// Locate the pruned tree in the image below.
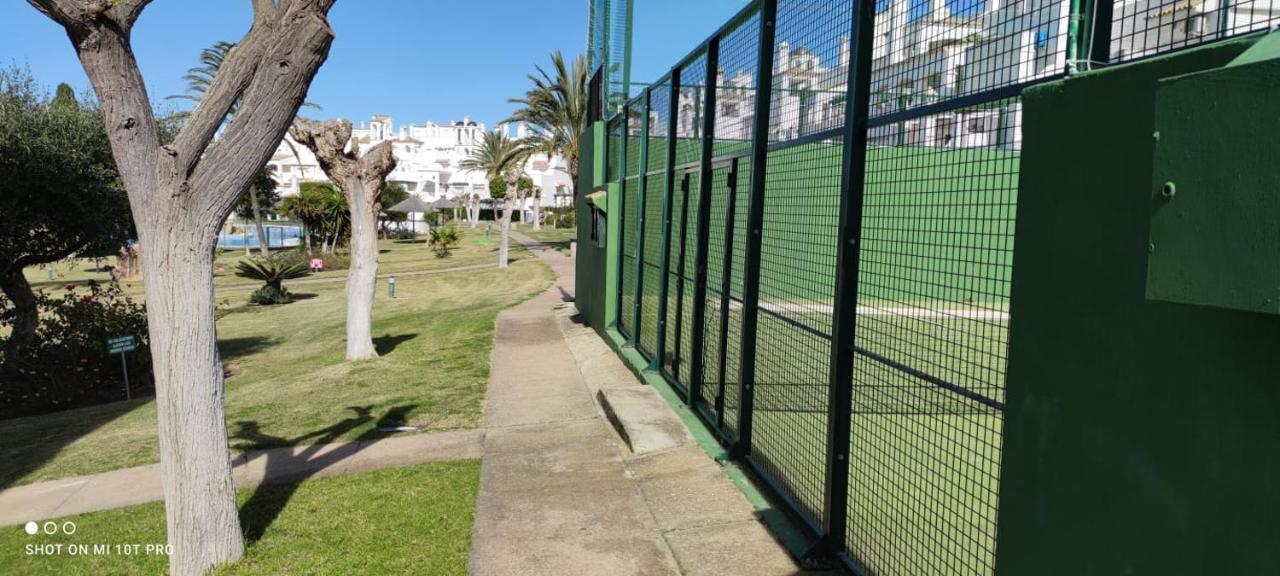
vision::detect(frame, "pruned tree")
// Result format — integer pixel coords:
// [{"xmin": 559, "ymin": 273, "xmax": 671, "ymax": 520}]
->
[
  {"xmin": 21, "ymin": 1, "xmax": 339, "ymax": 574},
  {"xmin": 461, "ymin": 130, "xmax": 531, "ymax": 268},
  {"xmin": 289, "ymin": 119, "xmax": 397, "ymax": 360}
]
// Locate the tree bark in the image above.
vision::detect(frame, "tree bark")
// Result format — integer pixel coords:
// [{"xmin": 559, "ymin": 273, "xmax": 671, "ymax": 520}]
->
[
  {"xmin": 249, "ymin": 186, "xmax": 270, "ymax": 257},
  {"xmin": 344, "ymin": 178, "xmax": 379, "ymax": 359},
  {"xmin": 532, "ymin": 192, "xmax": 542, "ymax": 231},
  {"xmin": 141, "ymin": 233, "xmax": 243, "ymax": 574},
  {"xmin": 498, "ymin": 195, "xmax": 514, "ymax": 268},
  {"xmin": 0, "ymin": 267, "xmax": 39, "ymax": 362}
]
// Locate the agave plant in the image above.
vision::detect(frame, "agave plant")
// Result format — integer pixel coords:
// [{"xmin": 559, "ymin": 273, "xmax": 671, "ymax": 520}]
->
[{"xmin": 234, "ymin": 258, "xmax": 312, "ymax": 305}]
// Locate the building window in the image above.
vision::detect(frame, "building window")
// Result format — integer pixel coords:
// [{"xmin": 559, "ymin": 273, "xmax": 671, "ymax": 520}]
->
[{"xmin": 1185, "ymin": 14, "xmax": 1205, "ymax": 37}]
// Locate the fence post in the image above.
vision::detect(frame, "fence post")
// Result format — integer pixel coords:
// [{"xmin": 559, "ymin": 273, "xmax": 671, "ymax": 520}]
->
[
  {"xmin": 630, "ymin": 91, "xmax": 651, "ymax": 346},
  {"xmin": 820, "ymin": 0, "xmax": 877, "ymax": 559},
  {"xmin": 672, "ymin": 172, "xmax": 692, "ymax": 382},
  {"xmin": 687, "ymin": 37, "xmax": 720, "ymax": 410},
  {"xmin": 731, "ymin": 0, "xmax": 778, "ymax": 459},
  {"xmin": 653, "ymin": 68, "xmax": 682, "ymax": 372},
  {"xmin": 716, "ymin": 159, "xmax": 740, "ymax": 429},
  {"xmin": 615, "ymin": 112, "xmax": 629, "ymax": 329}
]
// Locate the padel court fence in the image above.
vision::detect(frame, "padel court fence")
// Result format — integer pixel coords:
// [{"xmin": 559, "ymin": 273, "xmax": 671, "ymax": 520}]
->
[{"xmin": 597, "ymin": 0, "xmax": 1279, "ymax": 572}]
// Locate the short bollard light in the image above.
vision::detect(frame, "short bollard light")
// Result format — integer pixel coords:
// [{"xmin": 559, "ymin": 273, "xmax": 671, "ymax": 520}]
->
[{"xmin": 388, "ymin": 276, "xmax": 397, "ymax": 299}]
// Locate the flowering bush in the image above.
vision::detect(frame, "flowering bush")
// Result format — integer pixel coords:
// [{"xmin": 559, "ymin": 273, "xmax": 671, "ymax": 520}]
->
[{"xmin": 0, "ymin": 280, "xmax": 151, "ymax": 417}]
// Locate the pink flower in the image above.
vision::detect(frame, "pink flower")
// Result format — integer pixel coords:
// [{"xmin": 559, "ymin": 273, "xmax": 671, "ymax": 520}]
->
[{"xmin": 65, "ymin": 284, "xmax": 77, "ymax": 291}]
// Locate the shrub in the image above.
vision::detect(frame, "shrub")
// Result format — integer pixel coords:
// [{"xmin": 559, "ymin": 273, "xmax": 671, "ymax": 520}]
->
[
  {"xmin": 428, "ymin": 225, "xmax": 462, "ymax": 258},
  {"xmin": 248, "ymin": 285, "xmax": 292, "ymax": 305},
  {"xmin": 268, "ymin": 248, "xmax": 351, "ymax": 271},
  {"xmin": 546, "ymin": 206, "xmax": 576, "ymax": 228},
  {"xmin": 234, "ymin": 257, "xmax": 312, "ymax": 305},
  {"xmin": 0, "ymin": 280, "xmax": 152, "ymax": 417},
  {"xmin": 389, "ymin": 229, "xmax": 418, "ymax": 241}
]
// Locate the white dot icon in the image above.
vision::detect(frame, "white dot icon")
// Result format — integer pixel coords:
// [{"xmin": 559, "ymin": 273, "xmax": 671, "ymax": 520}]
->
[{"xmin": 24, "ymin": 522, "xmax": 37, "ymax": 535}]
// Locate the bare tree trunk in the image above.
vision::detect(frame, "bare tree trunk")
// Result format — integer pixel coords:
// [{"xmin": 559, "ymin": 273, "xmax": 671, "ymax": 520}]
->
[
  {"xmin": 242, "ymin": 222, "xmax": 250, "ymax": 256},
  {"xmin": 498, "ymin": 195, "xmax": 514, "ymax": 268},
  {"xmin": 468, "ymin": 195, "xmax": 479, "ymax": 229},
  {"xmin": 0, "ymin": 267, "xmax": 38, "ymax": 363},
  {"xmin": 115, "ymin": 245, "xmax": 142, "ymax": 279},
  {"xmin": 249, "ymin": 186, "xmax": 270, "ymax": 258},
  {"xmin": 344, "ymin": 179, "xmax": 379, "ymax": 360},
  {"xmin": 140, "ymin": 234, "xmax": 243, "ymax": 573},
  {"xmin": 532, "ymin": 193, "xmax": 542, "ymax": 231},
  {"xmin": 569, "ymin": 156, "xmax": 579, "ymax": 199}
]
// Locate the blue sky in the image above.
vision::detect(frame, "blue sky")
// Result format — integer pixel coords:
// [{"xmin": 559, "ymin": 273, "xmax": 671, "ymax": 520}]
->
[{"xmin": 0, "ymin": 0, "xmax": 746, "ymax": 129}]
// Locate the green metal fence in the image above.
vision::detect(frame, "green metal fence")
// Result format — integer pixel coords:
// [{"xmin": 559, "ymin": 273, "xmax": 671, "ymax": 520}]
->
[{"xmin": 595, "ymin": 0, "xmax": 1278, "ymax": 572}]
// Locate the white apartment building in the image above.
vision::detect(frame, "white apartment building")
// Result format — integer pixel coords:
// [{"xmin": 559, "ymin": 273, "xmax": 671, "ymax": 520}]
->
[
  {"xmin": 267, "ymin": 115, "xmax": 575, "ymax": 226},
  {"xmin": 654, "ymin": 0, "xmax": 1276, "ymax": 150}
]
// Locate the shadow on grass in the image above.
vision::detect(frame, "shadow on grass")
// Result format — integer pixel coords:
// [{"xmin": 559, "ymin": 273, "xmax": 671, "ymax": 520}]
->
[
  {"xmin": 0, "ymin": 397, "xmax": 152, "ymax": 489},
  {"xmin": 393, "ymin": 239, "xmax": 427, "ymax": 245},
  {"xmin": 232, "ymin": 404, "xmax": 418, "ymax": 543},
  {"xmin": 218, "ymin": 336, "xmax": 277, "ymax": 363},
  {"xmin": 373, "ymin": 333, "xmax": 418, "ymax": 356}
]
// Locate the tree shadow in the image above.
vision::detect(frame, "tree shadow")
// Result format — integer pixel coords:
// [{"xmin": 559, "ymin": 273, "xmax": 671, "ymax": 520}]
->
[
  {"xmin": 288, "ymin": 293, "xmax": 318, "ymax": 301},
  {"xmin": 373, "ymin": 333, "xmax": 418, "ymax": 356},
  {"xmin": 393, "ymin": 239, "xmax": 427, "ymax": 245},
  {"xmin": 217, "ymin": 336, "xmax": 276, "ymax": 363},
  {"xmin": 0, "ymin": 398, "xmax": 151, "ymax": 489},
  {"xmin": 232, "ymin": 403, "xmax": 419, "ymax": 543}
]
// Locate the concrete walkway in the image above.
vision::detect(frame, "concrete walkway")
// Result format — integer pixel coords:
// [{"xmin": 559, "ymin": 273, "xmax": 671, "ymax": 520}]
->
[
  {"xmin": 0, "ymin": 429, "xmax": 482, "ymax": 527},
  {"xmin": 469, "ymin": 232, "xmax": 800, "ymax": 576}
]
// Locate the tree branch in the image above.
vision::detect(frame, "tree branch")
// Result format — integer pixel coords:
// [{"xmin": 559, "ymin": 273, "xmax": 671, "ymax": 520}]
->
[
  {"xmin": 359, "ymin": 141, "xmax": 397, "ymax": 185},
  {"xmin": 189, "ymin": 0, "xmax": 337, "ymax": 226},
  {"xmin": 288, "ymin": 119, "xmax": 356, "ymax": 179},
  {"xmin": 25, "ymin": 0, "xmax": 163, "ymax": 209},
  {"xmin": 170, "ymin": 0, "xmax": 285, "ymax": 175}
]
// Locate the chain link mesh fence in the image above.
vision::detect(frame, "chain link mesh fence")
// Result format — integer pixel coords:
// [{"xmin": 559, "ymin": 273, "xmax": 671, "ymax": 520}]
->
[{"xmin": 599, "ymin": 0, "xmax": 1267, "ymax": 571}]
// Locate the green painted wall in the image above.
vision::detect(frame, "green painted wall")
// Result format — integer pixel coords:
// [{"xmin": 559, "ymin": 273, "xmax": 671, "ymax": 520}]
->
[
  {"xmin": 575, "ymin": 121, "xmax": 609, "ymax": 333},
  {"xmin": 996, "ymin": 33, "xmax": 1280, "ymax": 576}
]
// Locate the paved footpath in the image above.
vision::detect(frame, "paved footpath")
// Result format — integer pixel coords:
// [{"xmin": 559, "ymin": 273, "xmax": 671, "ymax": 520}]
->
[
  {"xmin": 0, "ymin": 429, "xmax": 482, "ymax": 527},
  {"xmin": 469, "ymin": 232, "xmax": 800, "ymax": 576}
]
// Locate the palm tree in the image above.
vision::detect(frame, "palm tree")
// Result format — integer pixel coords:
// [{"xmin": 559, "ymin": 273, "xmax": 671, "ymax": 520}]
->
[
  {"xmin": 168, "ymin": 41, "xmax": 319, "ymax": 257},
  {"xmin": 460, "ymin": 130, "xmax": 533, "ymax": 268},
  {"xmin": 506, "ymin": 51, "xmax": 588, "ymax": 230}
]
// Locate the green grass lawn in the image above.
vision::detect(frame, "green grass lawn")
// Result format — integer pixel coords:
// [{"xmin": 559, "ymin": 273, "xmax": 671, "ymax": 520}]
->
[
  {"xmin": 2, "ymin": 234, "xmax": 553, "ymax": 487},
  {"xmin": 514, "ymin": 223, "xmax": 575, "ymax": 256},
  {"xmin": 0, "ymin": 460, "xmax": 480, "ymax": 576},
  {"xmin": 23, "ymin": 228, "xmax": 530, "ymax": 297}
]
